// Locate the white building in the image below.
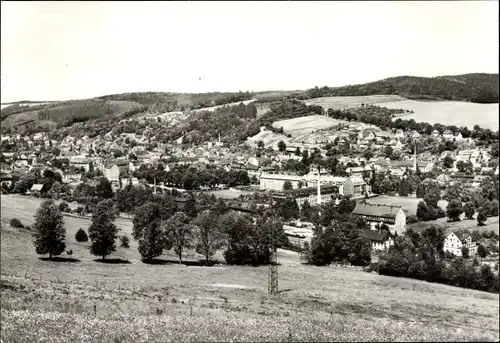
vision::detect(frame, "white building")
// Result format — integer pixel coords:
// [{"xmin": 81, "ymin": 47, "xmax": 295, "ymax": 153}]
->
[
  {"xmin": 104, "ymin": 164, "xmax": 120, "ymax": 182},
  {"xmin": 259, "ymin": 173, "xmax": 303, "ymax": 191},
  {"xmin": 443, "ymin": 230, "xmax": 477, "ymax": 257}
]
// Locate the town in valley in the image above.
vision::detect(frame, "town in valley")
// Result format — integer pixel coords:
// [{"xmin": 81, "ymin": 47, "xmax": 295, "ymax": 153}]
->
[{"xmin": 1, "ymin": 2, "xmax": 499, "ymax": 342}]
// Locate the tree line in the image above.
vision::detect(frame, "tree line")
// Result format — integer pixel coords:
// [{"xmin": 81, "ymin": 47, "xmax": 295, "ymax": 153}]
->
[
  {"xmin": 31, "ymin": 197, "xmax": 288, "ymax": 266},
  {"xmin": 325, "ymin": 108, "xmax": 498, "ymax": 142},
  {"xmin": 304, "ymin": 74, "xmax": 500, "ymax": 103}
]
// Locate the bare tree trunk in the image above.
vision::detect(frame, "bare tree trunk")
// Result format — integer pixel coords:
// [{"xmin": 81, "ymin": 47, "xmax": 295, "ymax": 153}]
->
[
  {"xmin": 49, "ymin": 253, "xmax": 52, "ymax": 260},
  {"xmin": 179, "ymin": 249, "xmax": 182, "ymax": 264}
]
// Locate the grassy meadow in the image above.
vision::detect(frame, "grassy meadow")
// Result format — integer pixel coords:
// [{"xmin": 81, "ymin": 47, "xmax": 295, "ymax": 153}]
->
[
  {"xmin": 303, "ymin": 95, "xmax": 406, "ymax": 110},
  {"xmin": 272, "ymin": 115, "xmax": 347, "ymax": 137},
  {"xmin": 408, "ymin": 215, "xmax": 500, "ymax": 235},
  {"xmin": 1, "ymin": 195, "xmax": 499, "ymax": 342}
]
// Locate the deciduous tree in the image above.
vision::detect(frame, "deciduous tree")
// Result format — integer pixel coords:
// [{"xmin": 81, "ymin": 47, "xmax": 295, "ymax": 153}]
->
[
  {"xmin": 283, "ymin": 180, "xmax": 293, "ymax": 191},
  {"xmin": 133, "ymin": 202, "xmax": 170, "ymax": 261},
  {"xmin": 164, "ymin": 212, "xmax": 193, "ymax": 264},
  {"xmin": 88, "ymin": 199, "xmax": 119, "ymax": 260},
  {"xmin": 193, "ymin": 210, "xmax": 225, "ymax": 265},
  {"xmin": 32, "ymin": 200, "xmax": 66, "ymax": 260},
  {"xmin": 477, "ymin": 208, "xmax": 488, "ymax": 226},
  {"xmin": 446, "ymin": 199, "xmax": 464, "ymax": 221},
  {"xmin": 463, "ymin": 201, "xmax": 475, "ymax": 220},
  {"xmin": 278, "ymin": 140, "xmax": 286, "ymax": 152}
]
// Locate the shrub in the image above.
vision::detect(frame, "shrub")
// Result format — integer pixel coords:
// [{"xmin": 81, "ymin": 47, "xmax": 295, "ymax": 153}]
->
[
  {"xmin": 10, "ymin": 218, "xmax": 23, "ymax": 228},
  {"xmin": 75, "ymin": 228, "xmax": 88, "ymax": 242},
  {"xmin": 444, "ymin": 251, "xmax": 455, "ymax": 259},
  {"xmin": 120, "ymin": 235, "xmax": 130, "ymax": 248},
  {"xmin": 58, "ymin": 202, "xmax": 70, "ymax": 213},
  {"xmin": 407, "ymin": 215, "xmax": 418, "ymax": 224},
  {"xmin": 461, "ymin": 246, "xmax": 470, "ymax": 259}
]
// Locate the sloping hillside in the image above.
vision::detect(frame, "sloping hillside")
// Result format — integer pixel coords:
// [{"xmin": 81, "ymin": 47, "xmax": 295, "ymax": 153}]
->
[
  {"xmin": 0, "ymin": 91, "xmax": 256, "ymax": 134},
  {"xmin": 305, "ymin": 73, "xmax": 499, "ymax": 103},
  {"xmin": 1, "ymin": 99, "xmax": 146, "ymax": 133}
]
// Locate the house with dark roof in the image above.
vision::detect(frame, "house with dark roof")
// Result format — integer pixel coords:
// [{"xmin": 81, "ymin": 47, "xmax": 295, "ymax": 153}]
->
[
  {"xmin": 352, "ymin": 202, "xmax": 406, "ymax": 235},
  {"xmin": 361, "ymin": 229, "xmax": 394, "ymax": 251}
]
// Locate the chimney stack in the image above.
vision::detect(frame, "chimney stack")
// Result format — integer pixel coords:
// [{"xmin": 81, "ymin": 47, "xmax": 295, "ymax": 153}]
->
[{"xmin": 317, "ymin": 166, "xmax": 321, "ymax": 206}]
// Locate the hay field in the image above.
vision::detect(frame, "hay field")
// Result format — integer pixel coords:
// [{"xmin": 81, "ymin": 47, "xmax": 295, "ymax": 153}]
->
[
  {"xmin": 1, "ymin": 195, "xmax": 499, "ymax": 342},
  {"xmin": 272, "ymin": 115, "xmax": 346, "ymax": 137},
  {"xmin": 303, "ymin": 95, "xmax": 405, "ymax": 110},
  {"xmin": 246, "ymin": 129, "xmax": 291, "ymax": 148},
  {"xmin": 408, "ymin": 215, "xmax": 500, "ymax": 234},
  {"xmin": 383, "ymin": 99, "xmax": 499, "ymax": 131}
]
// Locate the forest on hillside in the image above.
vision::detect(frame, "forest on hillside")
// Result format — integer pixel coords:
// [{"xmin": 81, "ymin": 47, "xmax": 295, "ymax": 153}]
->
[{"xmin": 305, "ymin": 74, "xmax": 499, "ymax": 103}]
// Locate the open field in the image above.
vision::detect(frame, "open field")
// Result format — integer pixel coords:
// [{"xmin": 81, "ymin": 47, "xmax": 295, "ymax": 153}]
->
[
  {"xmin": 272, "ymin": 115, "xmax": 347, "ymax": 137},
  {"xmin": 1, "ymin": 195, "xmax": 500, "ymax": 341},
  {"xmin": 140, "ymin": 99, "xmax": 257, "ymax": 121},
  {"xmin": 408, "ymin": 215, "xmax": 500, "ymax": 235},
  {"xmin": 303, "ymin": 95, "xmax": 406, "ymax": 110},
  {"xmin": 246, "ymin": 128, "xmax": 290, "ymax": 148},
  {"xmin": 383, "ymin": 99, "xmax": 499, "ymax": 131}
]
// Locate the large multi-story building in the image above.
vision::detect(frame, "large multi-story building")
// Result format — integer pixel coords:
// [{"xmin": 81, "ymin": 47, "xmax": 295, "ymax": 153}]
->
[
  {"xmin": 443, "ymin": 230, "xmax": 477, "ymax": 257},
  {"xmin": 343, "ymin": 176, "xmax": 369, "ymax": 199},
  {"xmin": 351, "ymin": 202, "xmax": 406, "ymax": 235},
  {"xmin": 259, "ymin": 173, "xmax": 303, "ymax": 191}
]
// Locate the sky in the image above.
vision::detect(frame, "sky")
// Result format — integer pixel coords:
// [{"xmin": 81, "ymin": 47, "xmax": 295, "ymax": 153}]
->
[{"xmin": 1, "ymin": 1, "xmax": 498, "ymax": 102}]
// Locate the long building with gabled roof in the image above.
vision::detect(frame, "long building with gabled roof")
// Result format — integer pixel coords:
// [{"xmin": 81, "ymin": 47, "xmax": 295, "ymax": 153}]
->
[{"xmin": 352, "ymin": 201, "xmax": 406, "ymax": 235}]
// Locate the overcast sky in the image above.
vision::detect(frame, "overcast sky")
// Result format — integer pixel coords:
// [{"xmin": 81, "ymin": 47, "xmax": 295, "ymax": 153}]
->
[{"xmin": 1, "ymin": 1, "xmax": 498, "ymax": 102}]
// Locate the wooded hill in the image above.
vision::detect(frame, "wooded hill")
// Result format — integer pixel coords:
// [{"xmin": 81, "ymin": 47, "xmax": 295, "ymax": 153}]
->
[
  {"xmin": 0, "ymin": 91, "xmax": 255, "ymax": 134},
  {"xmin": 305, "ymin": 73, "xmax": 499, "ymax": 103}
]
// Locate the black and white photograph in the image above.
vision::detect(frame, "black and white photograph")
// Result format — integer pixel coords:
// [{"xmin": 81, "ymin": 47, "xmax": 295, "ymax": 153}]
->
[{"xmin": 1, "ymin": 1, "xmax": 499, "ymax": 342}]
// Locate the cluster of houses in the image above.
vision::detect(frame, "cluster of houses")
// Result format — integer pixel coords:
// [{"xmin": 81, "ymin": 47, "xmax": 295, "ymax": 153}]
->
[{"xmin": 1, "ymin": 121, "xmax": 497, "ymax": 260}]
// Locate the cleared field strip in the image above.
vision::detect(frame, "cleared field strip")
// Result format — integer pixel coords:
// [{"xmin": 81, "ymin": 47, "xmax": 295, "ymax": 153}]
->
[{"xmin": 303, "ymin": 95, "xmax": 405, "ymax": 110}]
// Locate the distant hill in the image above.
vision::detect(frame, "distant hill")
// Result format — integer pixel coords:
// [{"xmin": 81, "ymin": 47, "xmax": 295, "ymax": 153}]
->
[
  {"xmin": 305, "ymin": 73, "xmax": 499, "ymax": 103},
  {"xmin": 0, "ymin": 91, "xmax": 256, "ymax": 134}
]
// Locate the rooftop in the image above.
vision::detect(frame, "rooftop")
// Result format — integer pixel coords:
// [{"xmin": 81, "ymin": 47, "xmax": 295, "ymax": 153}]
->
[{"xmin": 352, "ymin": 202, "xmax": 403, "ymax": 219}]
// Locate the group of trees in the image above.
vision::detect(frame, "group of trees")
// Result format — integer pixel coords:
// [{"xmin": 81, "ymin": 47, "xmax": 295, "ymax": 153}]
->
[
  {"xmin": 304, "ymin": 217, "xmax": 372, "ymax": 266},
  {"xmin": 377, "ymin": 226, "xmax": 499, "ymax": 293},
  {"xmin": 6, "ymin": 168, "xmax": 69, "ymax": 197},
  {"xmin": 31, "ymin": 195, "xmax": 289, "ymax": 266},
  {"xmin": 132, "ymin": 164, "xmax": 251, "ymax": 191},
  {"xmin": 416, "ymin": 201, "xmax": 446, "ymax": 221},
  {"xmin": 415, "ymin": 175, "xmax": 499, "ymax": 225}
]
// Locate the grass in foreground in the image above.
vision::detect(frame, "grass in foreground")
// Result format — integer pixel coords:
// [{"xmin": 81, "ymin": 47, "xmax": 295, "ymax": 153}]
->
[{"xmin": 1, "ymin": 195, "xmax": 499, "ymax": 342}]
